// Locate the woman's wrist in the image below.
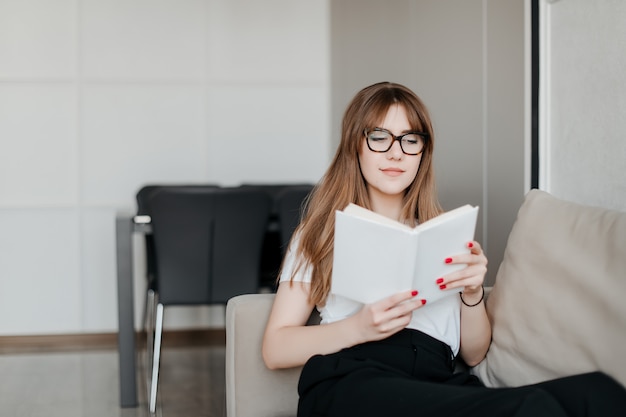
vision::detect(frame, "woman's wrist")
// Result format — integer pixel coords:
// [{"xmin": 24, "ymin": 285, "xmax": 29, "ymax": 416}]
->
[{"xmin": 460, "ymin": 285, "xmax": 485, "ymax": 307}]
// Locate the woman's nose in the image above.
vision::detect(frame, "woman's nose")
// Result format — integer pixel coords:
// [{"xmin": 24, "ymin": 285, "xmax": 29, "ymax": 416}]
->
[{"xmin": 387, "ymin": 139, "xmax": 404, "ymax": 159}]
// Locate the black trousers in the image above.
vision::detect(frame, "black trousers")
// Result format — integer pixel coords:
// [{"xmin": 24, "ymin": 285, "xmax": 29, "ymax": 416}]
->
[{"xmin": 297, "ymin": 328, "xmax": 626, "ymax": 417}]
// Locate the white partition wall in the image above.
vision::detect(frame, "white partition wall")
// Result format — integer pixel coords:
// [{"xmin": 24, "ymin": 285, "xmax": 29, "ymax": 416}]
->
[
  {"xmin": 0, "ymin": 0, "xmax": 330, "ymax": 335},
  {"xmin": 538, "ymin": 0, "xmax": 626, "ymax": 211}
]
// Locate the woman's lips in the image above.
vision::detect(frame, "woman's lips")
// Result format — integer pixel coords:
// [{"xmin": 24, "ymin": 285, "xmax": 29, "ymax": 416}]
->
[{"xmin": 380, "ymin": 167, "xmax": 404, "ymax": 177}]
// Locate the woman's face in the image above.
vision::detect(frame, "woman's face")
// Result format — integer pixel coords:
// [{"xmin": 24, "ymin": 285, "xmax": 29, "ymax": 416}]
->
[{"xmin": 358, "ymin": 104, "xmax": 422, "ymax": 206}]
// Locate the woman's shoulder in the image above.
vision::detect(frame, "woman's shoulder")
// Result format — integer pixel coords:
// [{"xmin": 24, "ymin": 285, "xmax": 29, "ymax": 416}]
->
[{"xmin": 279, "ymin": 233, "xmax": 313, "ymax": 284}]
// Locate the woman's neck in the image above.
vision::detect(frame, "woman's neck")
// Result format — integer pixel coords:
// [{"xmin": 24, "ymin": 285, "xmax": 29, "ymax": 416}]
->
[{"xmin": 369, "ymin": 193, "xmax": 404, "ymax": 222}]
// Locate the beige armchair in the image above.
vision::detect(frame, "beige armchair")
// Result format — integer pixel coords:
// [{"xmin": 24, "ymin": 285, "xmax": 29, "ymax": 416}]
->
[
  {"xmin": 225, "ymin": 293, "xmax": 319, "ymax": 417},
  {"xmin": 224, "ymin": 292, "xmax": 494, "ymax": 417}
]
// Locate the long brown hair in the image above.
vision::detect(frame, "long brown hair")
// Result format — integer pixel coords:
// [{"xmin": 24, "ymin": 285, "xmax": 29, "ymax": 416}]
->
[{"xmin": 287, "ymin": 81, "xmax": 442, "ymax": 306}]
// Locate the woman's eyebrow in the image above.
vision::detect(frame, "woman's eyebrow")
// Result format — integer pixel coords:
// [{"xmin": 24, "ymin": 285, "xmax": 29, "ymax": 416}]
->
[{"xmin": 376, "ymin": 127, "xmax": 419, "ymax": 134}]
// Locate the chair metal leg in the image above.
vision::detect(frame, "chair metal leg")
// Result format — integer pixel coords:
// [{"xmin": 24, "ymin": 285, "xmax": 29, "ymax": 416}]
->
[
  {"xmin": 144, "ymin": 289, "xmax": 157, "ymax": 406},
  {"xmin": 141, "ymin": 285, "xmax": 151, "ymax": 335},
  {"xmin": 145, "ymin": 289, "xmax": 156, "ymax": 366},
  {"xmin": 149, "ymin": 303, "xmax": 164, "ymax": 414}
]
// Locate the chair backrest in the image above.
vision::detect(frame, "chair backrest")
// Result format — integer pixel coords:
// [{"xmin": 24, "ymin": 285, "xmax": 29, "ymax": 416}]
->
[
  {"xmin": 148, "ymin": 187, "xmax": 271, "ymax": 305},
  {"xmin": 149, "ymin": 187, "xmax": 219, "ymax": 305},
  {"xmin": 211, "ymin": 188, "xmax": 272, "ymax": 304},
  {"xmin": 276, "ymin": 185, "xmax": 314, "ymax": 254},
  {"xmin": 225, "ymin": 294, "xmax": 320, "ymax": 417},
  {"xmin": 238, "ymin": 183, "xmax": 314, "ymax": 217},
  {"xmin": 136, "ymin": 184, "xmax": 219, "ymax": 291},
  {"xmin": 136, "ymin": 183, "xmax": 220, "ymax": 215}
]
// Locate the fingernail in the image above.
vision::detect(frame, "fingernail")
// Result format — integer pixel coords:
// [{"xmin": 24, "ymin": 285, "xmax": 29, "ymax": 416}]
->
[
  {"xmin": 445, "ymin": 258, "xmax": 453, "ymax": 264},
  {"xmin": 411, "ymin": 290, "xmax": 418, "ymax": 297},
  {"xmin": 421, "ymin": 299, "xmax": 427, "ymax": 305},
  {"xmin": 436, "ymin": 278, "xmax": 444, "ymax": 284},
  {"xmin": 439, "ymin": 284, "xmax": 447, "ymax": 290},
  {"xmin": 468, "ymin": 242, "xmax": 474, "ymax": 248}
]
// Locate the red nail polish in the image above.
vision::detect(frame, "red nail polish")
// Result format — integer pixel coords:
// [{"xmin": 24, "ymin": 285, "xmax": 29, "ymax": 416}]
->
[
  {"xmin": 468, "ymin": 242, "xmax": 474, "ymax": 248},
  {"xmin": 436, "ymin": 278, "xmax": 444, "ymax": 284},
  {"xmin": 411, "ymin": 290, "xmax": 418, "ymax": 297},
  {"xmin": 445, "ymin": 258, "xmax": 453, "ymax": 264},
  {"xmin": 421, "ymin": 299, "xmax": 427, "ymax": 305},
  {"xmin": 439, "ymin": 284, "xmax": 447, "ymax": 290}
]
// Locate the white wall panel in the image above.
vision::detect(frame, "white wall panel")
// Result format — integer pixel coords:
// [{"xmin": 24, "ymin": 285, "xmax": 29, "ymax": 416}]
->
[
  {"xmin": 0, "ymin": 210, "xmax": 81, "ymax": 335},
  {"xmin": 540, "ymin": 0, "xmax": 626, "ymax": 211},
  {"xmin": 207, "ymin": 0, "xmax": 329, "ymax": 82},
  {"xmin": 81, "ymin": 0, "xmax": 206, "ymax": 80},
  {"xmin": 207, "ymin": 85, "xmax": 328, "ymax": 186},
  {"xmin": 80, "ymin": 208, "xmax": 118, "ymax": 332},
  {"xmin": 0, "ymin": 0, "xmax": 77, "ymax": 78},
  {"xmin": 81, "ymin": 84, "xmax": 208, "ymax": 207},
  {"xmin": 0, "ymin": 84, "xmax": 78, "ymax": 207}
]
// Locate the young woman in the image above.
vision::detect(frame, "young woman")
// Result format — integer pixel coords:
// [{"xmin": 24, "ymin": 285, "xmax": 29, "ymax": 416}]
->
[{"xmin": 262, "ymin": 81, "xmax": 626, "ymax": 417}]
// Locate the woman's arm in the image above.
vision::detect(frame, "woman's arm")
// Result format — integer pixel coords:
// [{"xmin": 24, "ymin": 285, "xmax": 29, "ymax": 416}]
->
[
  {"xmin": 262, "ymin": 281, "xmax": 426, "ymax": 370},
  {"xmin": 439, "ymin": 241, "xmax": 491, "ymax": 366},
  {"xmin": 458, "ymin": 285, "xmax": 491, "ymax": 366}
]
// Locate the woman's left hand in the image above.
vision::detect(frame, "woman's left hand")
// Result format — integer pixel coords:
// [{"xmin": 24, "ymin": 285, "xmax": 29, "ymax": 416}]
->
[
  {"xmin": 437, "ymin": 241, "xmax": 488, "ymax": 296},
  {"xmin": 447, "ymin": 241, "xmax": 491, "ymax": 366}
]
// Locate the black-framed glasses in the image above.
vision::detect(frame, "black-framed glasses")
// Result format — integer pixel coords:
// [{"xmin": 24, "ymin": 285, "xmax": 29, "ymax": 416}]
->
[{"xmin": 364, "ymin": 128, "xmax": 428, "ymax": 156}]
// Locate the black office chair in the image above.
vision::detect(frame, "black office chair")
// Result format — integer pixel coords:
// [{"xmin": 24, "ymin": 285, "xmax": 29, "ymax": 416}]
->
[
  {"xmin": 135, "ymin": 184, "xmax": 219, "ymax": 375},
  {"xmin": 146, "ymin": 186, "xmax": 271, "ymax": 413},
  {"xmin": 135, "ymin": 185, "xmax": 162, "ymax": 304},
  {"xmin": 276, "ymin": 185, "xmax": 314, "ymax": 255},
  {"xmin": 239, "ymin": 183, "xmax": 315, "ymax": 288},
  {"xmin": 136, "ymin": 184, "xmax": 220, "ymax": 311}
]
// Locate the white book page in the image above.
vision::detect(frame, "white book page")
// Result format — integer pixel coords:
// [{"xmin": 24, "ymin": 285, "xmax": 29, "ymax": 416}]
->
[
  {"xmin": 331, "ymin": 204, "xmax": 479, "ymax": 305},
  {"xmin": 411, "ymin": 206, "xmax": 479, "ymax": 304},
  {"xmin": 342, "ymin": 203, "xmax": 412, "ymax": 231},
  {"xmin": 331, "ymin": 210, "xmax": 417, "ymax": 304}
]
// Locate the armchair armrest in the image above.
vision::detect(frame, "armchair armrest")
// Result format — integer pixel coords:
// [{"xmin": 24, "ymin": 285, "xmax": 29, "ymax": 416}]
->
[{"xmin": 225, "ymin": 294, "xmax": 303, "ymax": 417}]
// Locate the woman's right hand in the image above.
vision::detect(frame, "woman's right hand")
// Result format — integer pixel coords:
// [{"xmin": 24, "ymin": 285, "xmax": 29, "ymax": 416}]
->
[
  {"xmin": 263, "ymin": 285, "xmax": 424, "ymax": 370},
  {"xmin": 353, "ymin": 290, "xmax": 426, "ymax": 342}
]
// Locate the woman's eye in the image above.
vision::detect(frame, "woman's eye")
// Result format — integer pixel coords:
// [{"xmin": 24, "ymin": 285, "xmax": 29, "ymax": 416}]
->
[{"xmin": 370, "ymin": 135, "xmax": 388, "ymax": 142}]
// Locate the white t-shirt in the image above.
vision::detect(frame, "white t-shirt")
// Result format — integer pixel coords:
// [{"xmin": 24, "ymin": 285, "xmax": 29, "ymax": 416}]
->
[{"xmin": 280, "ymin": 237, "xmax": 462, "ymax": 356}]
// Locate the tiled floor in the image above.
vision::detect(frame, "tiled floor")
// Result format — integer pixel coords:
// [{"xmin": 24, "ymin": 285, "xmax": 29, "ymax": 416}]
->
[{"xmin": 0, "ymin": 344, "xmax": 225, "ymax": 417}]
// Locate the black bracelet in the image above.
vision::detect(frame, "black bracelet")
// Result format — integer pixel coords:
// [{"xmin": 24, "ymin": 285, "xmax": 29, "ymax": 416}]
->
[{"xmin": 460, "ymin": 285, "xmax": 484, "ymax": 307}]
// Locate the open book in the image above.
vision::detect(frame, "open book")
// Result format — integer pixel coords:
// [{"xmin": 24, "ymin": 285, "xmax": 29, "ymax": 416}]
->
[{"xmin": 331, "ymin": 203, "xmax": 479, "ymax": 305}]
